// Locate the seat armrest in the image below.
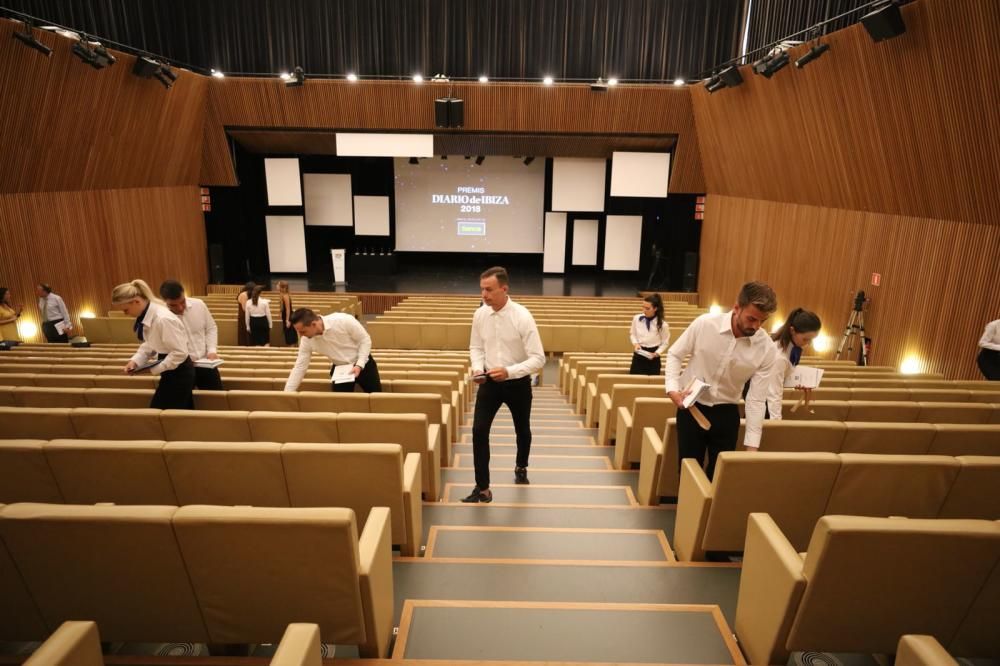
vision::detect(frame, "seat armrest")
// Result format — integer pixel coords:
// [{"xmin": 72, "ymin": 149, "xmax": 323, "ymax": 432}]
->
[
  {"xmin": 425, "ymin": 429, "xmax": 440, "ymax": 501},
  {"xmin": 637, "ymin": 427, "xmax": 665, "ymax": 505},
  {"xmin": 439, "ymin": 404, "xmax": 453, "ymax": 466},
  {"xmin": 614, "ymin": 406, "xmax": 633, "ymax": 469},
  {"xmin": 25, "ymin": 621, "xmax": 103, "ymax": 666},
  {"xmin": 271, "ymin": 623, "xmax": 322, "ymax": 666},
  {"xmin": 673, "ymin": 459, "xmax": 713, "ymax": 561},
  {"xmin": 584, "ymin": 385, "xmax": 600, "ymax": 428},
  {"xmin": 595, "ymin": 393, "xmax": 612, "ymax": 443},
  {"xmin": 358, "ymin": 506, "xmax": 394, "ymax": 658},
  {"xmin": 401, "ymin": 453, "xmax": 423, "ymax": 557},
  {"xmin": 896, "ymin": 635, "xmax": 958, "ymax": 666},
  {"xmin": 735, "ymin": 513, "xmax": 807, "ymax": 666}
]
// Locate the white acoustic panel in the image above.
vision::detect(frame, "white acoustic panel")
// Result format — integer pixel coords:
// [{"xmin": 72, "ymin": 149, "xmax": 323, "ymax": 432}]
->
[
  {"xmin": 264, "ymin": 158, "xmax": 302, "ymax": 206},
  {"xmin": 337, "ymin": 133, "xmax": 435, "ymax": 157},
  {"xmin": 304, "ymin": 174, "xmax": 353, "ymax": 226},
  {"xmin": 353, "ymin": 196, "xmax": 390, "ymax": 236},
  {"xmin": 543, "ymin": 212, "xmax": 567, "ymax": 273},
  {"xmin": 572, "ymin": 218, "xmax": 599, "ymax": 266},
  {"xmin": 265, "ymin": 216, "xmax": 308, "ymax": 272},
  {"xmin": 610, "ymin": 152, "xmax": 671, "ymax": 198},
  {"xmin": 551, "ymin": 157, "xmax": 606, "ymax": 212},
  {"xmin": 603, "ymin": 215, "xmax": 643, "ymax": 270}
]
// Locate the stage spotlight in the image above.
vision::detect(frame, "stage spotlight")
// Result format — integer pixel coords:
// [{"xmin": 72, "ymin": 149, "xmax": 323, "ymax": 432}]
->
[
  {"xmin": 346, "ymin": 72, "xmax": 358, "ymax": 82},
  {"xmin": 542, "ymin": 76, "xmax": 553, "ymax": 86},
  {"xmin": 704, "ymin": 76, "xmax": 725, "ymax": 93},
  {"xmin": 154, "ymin": 63, "xmax": 177, "ymax": 89},
  {"xmin": 673, "ymin": 78, "xmax": 685, "ymax": 86},
  {"xmin": 607, "ymin": 78, "xmax": 618, "ymax": 86},
  {"xmin": 718, "ymin": 65, "xmax": 743, "ymax": 88},
  {"xmin": 279, "ymin": 72, "xmax": 290, "ymax": 80},
  {"xmin": 861, "ymin": 2, "xmax": 906, "ymax": 42},
  {"xmin": 475, "ymin": 155, "xmax": 485, "ymax": 166},
  {"xmin": 478, "ymin": 75, "xmax": 488, "ymax": 83},
  {"xmin": 12, "ymin": 21, "xmax": 52, "ymax": 57},
  {"xmin": 408, "ymin": 157, "xmax": 419, "ymax": 165},
  {"xmin": 285, "ymin": 66, "xmax": 305, "ymax": 87},
  {"xmin": 523, "ymin": 156, "xmax": 535, "ymax": 166},
  {"xmin": 72, "ymin": 36, "xmax": 116, "ymax": 69},
  {"xmin": 413, "ymin": 74, "xmax": 423, "ymax": 83},
  {"xmin": 795, "ymin": 43, "xmax": 830, "ymax": 68},
  {"xmin": 753, "ymin": 51, "xmax": 789, "ymax": 78},
  {"xmin": 211, "ymin": 68, "xmax": 225, "ymax": 78}
]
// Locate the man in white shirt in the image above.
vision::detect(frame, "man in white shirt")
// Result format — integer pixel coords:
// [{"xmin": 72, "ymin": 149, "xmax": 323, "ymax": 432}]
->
[
  {"xmin": 283, "ymin": 308, "xmax": 381, "ymax": 393},
  {"xmin": 463, "ymin": 267, "xmax": 546, "ymax": 503},
  {"xmin": 665, "ymin": 281, "xmax": 779, "ymax": 480},
  {"xmin": 977, "ymin": 319, "xmax": 1000, "ymax": 380},
  {"xmin": 35, "ymin": 283, "xmax": 72, "ymax": 342},
  {"xmin": 160, "ymin": 280, "xmax": 224, "ymax": 390}
]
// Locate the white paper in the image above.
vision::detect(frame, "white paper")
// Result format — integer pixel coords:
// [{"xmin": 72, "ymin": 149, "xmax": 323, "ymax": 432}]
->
[
  {"xmin": 682, "ymin": 379, "xmax": 711, "ymax": 409},
  {"xmin": 54, "ymin": 321, "xmax": 68, "ymax": 334},
  {"xmin": 194, "ymin": 358, "xmax": 224, "ymax": 369},
  {"xmin": 635, "ymin": 349, "xmax": 656, "ymax": 359},
  {"xmin": 784, "ymin": 366, "xmax": 824, "ymax": 389},
  {"xmin": 331, "ymin": 365, "xmax": 356, "ymax": 384}
]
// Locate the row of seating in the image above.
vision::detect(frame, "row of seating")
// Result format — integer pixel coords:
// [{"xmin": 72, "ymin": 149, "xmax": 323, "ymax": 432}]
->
[
  {"xmin": 0, "ymin": 407, "xmax": 442, "ymax": 500},
  {"xmin": 23, "ymin": 620, "xmax": 326, "ymax": 666},
  {"xmin": 0, "ymin": 439, "xmax": 421, "ymax": 555},
  {"xmin": 0, "ymin": 387, "xmax": 454, "ymax": 466},
  {"xmin": 638, "ymin": 419, "xmax": 1000, "ymax": 503},
  {"xmin": 734, "ymin": 514, "xmax": 998, "ymax": 663},
  {"xmin": 0, "ymin": 502, "xmax": 393, "ymax": 656},
  {"xmin": 673, "ymin": 451, "xmax": 999, "ymax": 560}
]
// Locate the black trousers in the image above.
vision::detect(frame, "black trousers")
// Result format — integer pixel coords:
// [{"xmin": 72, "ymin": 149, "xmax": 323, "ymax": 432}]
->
[
  {"xmin": 42, "ymin": 320, "xmax": 68, "ymax": 343},
  {"xmin": 471, "ymin": 376, "xmax": 533, "ymax": 489},
  {"xmin": 151, "ymin": 359, "xmax": 195, "ymax": 410},
  {"xmin": 248, "ymin": 316, "xmax": 270, "ymax": 346},
  {"xmin": 978, "ymin": 348, "xmax": 1000, "ymax": 381},
  {"xmin": 676, "ymin": 402, "xmax": 740, "ymax": 481},
  {"xmin": 629, "ymin": 346, "xmax": 661, "ymax": 375},
  {"xmin": 194, "ymin": 367, "xmax": 224, "ymax": 391},
  {"xmin": 329, "ymin": 355, "xmax": 382, "ymax": 393}
]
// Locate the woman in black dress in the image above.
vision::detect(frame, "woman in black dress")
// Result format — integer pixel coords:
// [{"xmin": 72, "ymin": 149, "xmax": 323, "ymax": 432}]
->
[{"xmin": 278, "ymin": 280, "xmax": 297, "ymax": 346}]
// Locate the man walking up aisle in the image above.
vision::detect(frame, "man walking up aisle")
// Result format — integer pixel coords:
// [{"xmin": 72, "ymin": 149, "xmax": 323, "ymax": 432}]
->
[{"xmin": 463, "ymin": 267, "xmax": 545, "ymax": 503}]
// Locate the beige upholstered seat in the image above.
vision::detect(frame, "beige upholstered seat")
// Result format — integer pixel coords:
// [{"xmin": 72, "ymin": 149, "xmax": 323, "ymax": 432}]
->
[
  {"xmin": 84, "ymin": 388, "xmax": 154, "ymax": 409},
  {"xmin": 0, "ymin": 505, "xmax": 49, "ymax": 641},
  {"xmin": 841, "ymin": 422, "xmax": 935, "ymax": 455},
  {"xmin": 371, "ymin": 392, "xmax": 450, "ymax": 466},
  {"xmin": 70, "ymin": 407, "xmax": 164, "ymax": 441},
  {"xmin": 337, "ymin": 412, "xmax": 440, "ymax": 501},
  {"xmin": 928, "ymin": 424, "xmax": 1000, "ymax": 456},
  {"xmin": 24, "ymin": 621, "xmax": 103, "ymax": 666},
  {"xmin": 247, "ymin": 411, "xmax": 339, "ymax": 443},
  {"xmin": 0, "ymin": 503, "xmax": 209, "ymax": 642},
  {"xmin": 758, "ymin": 420, "xmax": 846, "ymax": 453},
  {"xmin": 296, "ymin": 392, "xmax": 370, "ymax": 412},
  {"xmin": 826, "ymin": 454, "xmax": 960, "ymax": 518},
  {"xmin": 192, "ymin": 390, "xmax": 230, "ymax": 410},
  {"xmin": 163, "ymin": 441, "xmax": 290, "ymax": 507},
  {"xmin": 918, "ymin": 402, "xmax": 994, "ymax": 424},
  {"xmin": 615, "ymin": 397, "xmax": 676, "ymax": 469},
  {"xmin": 161, "ymin": 409, "xmax": 251, "ymax": 442},
  {"xmin": 847, "ymin": 400, "xmax": 920, "ymax": 422},
  {"xmin": 13, "ymin": 387, "xmax": 88, "ymax": 408},
  {"xmin": 0, "ymin": 440, "xmax": 63, "ymax": 504},
  {"xmin": 226, "ymin": 389, "xmax": 300, "ymax": 412},
  {"xmin": 938, "ymin": 456, "xmax": 1000, "ymax": 520},
  {"xmin": 44, "ymin": 440, "xmax": 176, "ymax": 505},
  {"xmin": 0, "ymin": 406, "xmax": 77, "ymax": 439}
]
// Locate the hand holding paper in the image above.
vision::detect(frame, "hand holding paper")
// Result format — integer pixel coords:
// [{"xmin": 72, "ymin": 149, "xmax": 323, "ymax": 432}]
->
[
  {"xmin": 784, "ymin": 366, "xmax": 824, "ymax": 389},
  {"xmin": 331, "ymin": 365, "xmax": 356, "ymax": 384},
  {"xmin": 681, "ymin": 378, "xmax": 712, "ymax": 431}
]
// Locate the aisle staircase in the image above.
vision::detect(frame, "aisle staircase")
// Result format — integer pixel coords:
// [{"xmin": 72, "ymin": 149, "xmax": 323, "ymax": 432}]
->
[{"xmin": 392, "ymin": 379, "xmax": 746, "ymax": 665}]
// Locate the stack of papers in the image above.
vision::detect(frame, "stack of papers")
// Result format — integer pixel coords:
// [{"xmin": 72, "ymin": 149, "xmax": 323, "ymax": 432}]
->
[
  {"xmin": 331, "ymin": 365, "xmax": 356, "ymax": 384},
  {"xmin": 194, "ymin": 358, "xmax": 224, "ymax": 369},
  {"xmin": 682, "ymin": 379, "xmax": 711, "ymax": 409},
  {"xmin": 634, "ymin": 349, "xmax": 656, "ymax": 360},
  {"xmin": 784, "ymin": 366, "xmax": 824, "ymax": 389}
]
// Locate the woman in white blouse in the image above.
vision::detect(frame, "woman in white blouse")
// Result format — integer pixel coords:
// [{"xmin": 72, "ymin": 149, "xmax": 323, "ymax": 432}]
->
[
  {"xmin": 765, "ymin": 308, "xmax": 821, "ymax": 419},
  {"xmin": 245, "ymin": 285, "xmax": 272, "ymax": 347},
  {"xmin": 629, "ymin": 294, "xmax": 670, "ymax": 375},
  {"xmin": 112, "ymin": 279, "xmax": 194, "ymax": 409}
]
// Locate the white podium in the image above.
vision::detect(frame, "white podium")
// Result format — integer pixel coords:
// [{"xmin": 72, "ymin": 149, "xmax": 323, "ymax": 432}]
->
[{"xmin": 331, "ymin": 248, "xmax": 347, "ymax": 285}]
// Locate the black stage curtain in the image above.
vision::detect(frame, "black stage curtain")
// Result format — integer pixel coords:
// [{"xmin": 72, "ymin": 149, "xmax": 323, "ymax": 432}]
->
[{"xmin": 5, "ymin": 0, "xmax": 745, "ymax": 81}]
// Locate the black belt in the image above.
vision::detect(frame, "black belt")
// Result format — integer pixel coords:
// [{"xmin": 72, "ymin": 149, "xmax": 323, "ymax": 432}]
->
[{"xmin": 638, "ymin": 346, "xmax": 659, "ymax": 352}]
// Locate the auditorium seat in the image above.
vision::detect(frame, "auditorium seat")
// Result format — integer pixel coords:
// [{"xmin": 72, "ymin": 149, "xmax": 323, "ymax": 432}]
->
[
  {"xmin": 0, "ymin": 385, "xmax": 13, "ymax": 406},
  {"xmin": 824, "ymin": 454, "xmax": 960, "ymax": 519},
  {"xmin": 282, "ymin": 443, "xmax": 421, "ymax": 555},
  {"xmin": 162, "ymin": 409, "xmax": 252, "ymax": 442},
  {"xmin": 338, "ymin": 412, "xmax": 440, "ymax": 501},
  {"xmin": 846, "ymin": 400, "xmax": 920, "ymax": 422},
  {"xmin": 296, "ymin": 392, "xmax": 369, "ymax": 412},
  {"xmin": 0, "ymin": 440, "xmax": 62, "ymax": 504},
  {"xmin": 84, "ymin": 387, "xmax": 154, "ymax": 409},
  {"xmin": 70, "ymin": 407, "xmax": 164, "ymax": 441},
  {"xmin": 614, "ymin": 397, "xmax": 676, "ymax": 469},
  {"xmin": 192, "ymin": 390, "xmax": 230, "ymax": 410},
  {"xmin": 45, "ymin": 440, "xmax": 177, "ymax": 505},
  {"xmin": 840, "ymin": 422, "xmax": 935, "ymax": 455},
  {"xmin": 0, "ymin": 407, "xmax": 77, "ymax": 439},
  {"xmin": 23, "ymin": 620, "xmax": 103, "ymax": 666},
  {"xmin": 371, "ymin": 393, "xmax": 450, "ymax": 465},
  {"xmin": 752, "ymin": 420, "xmax": 847, "ymax": 453},
  {"xmin": 895, "ymin": 635, "xmax": 958, "ymax": 666},
  {"xmin": 172, "ymin": 505, "xmax": 393, "ymax": 657},
  {"xmin": 247, "ymin": 411, "xmax": 339, "ymax": 443},
  {"xmin": 783, "ymin": 400, "xmax": 850, "ymax": 421},
  {"xmin": 227, "ymin": 389, "xmax": 300, "ymax": 412},
  {"xmin": 918, "ymin": 402, "xmax": 994, "ymax": 424},
  {"xmin": 0, "ymin": 509, "xmax": 48, "ymax": 641},
  {"xmin": 0, "ymin": 503, "xmax": 211, "ymax": 643},
  {"xmin": 33, "ymin": 374, "xmax": 96, "ymax": 388},
  {"xmin": 13, "ymin": 387, "xmax": 88, "ymax": 408},
  {"xmin": 938, "ymin": 456, "xmax": 1000, "ymax": 520},
  {"xmin": 164, "ymin": 441, "xmax": 289, "ymax": 507},
  {"xmin": 928, "ymin": 424, "xmax": 1000, "ymax": 456}
]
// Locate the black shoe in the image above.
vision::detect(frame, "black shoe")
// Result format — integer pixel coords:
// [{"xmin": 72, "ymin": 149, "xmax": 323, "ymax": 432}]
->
[
  {"xmin": 461, "ymin": 487, "xmax": 493, "ymax": 503},
  {"xmin": 514, "ymin": 467, "xmax": 529, "ymax": 484}
]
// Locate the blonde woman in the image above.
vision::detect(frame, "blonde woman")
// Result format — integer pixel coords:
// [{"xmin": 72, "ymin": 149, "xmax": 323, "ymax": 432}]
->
[
  {"xmin": 111, "ymin": 279, "xmax": 194, "ymax": 409},
  {"xmin": 245, "ymin": 285, "xmax": 272, "ymax": 346},
  {"xmin": 278, "ymin": 280, "xmax": 297, "ymax": 346}
]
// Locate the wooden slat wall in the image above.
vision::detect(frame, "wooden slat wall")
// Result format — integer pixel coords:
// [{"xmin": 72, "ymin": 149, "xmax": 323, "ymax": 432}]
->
[
  {"xmin": 0, "ymin": 187, "xmax": 208, "ymax": 342},
  {"xmin": 200, "ymin": 80, "xmax": 706, "ymax": 193},
  {"xmin": 0, "ymin": 20, "xmax": 209, "ymax": 194},
  {"xmin": 699, "ymin": 195, "xmax": 1000, "ymax": 379},
  {"xmin": 690, "ymin": 0, "xmax": 1000, "ymax": 225}
]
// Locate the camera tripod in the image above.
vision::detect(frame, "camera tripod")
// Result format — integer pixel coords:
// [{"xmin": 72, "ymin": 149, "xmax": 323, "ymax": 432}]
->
[{"xmin": 836, "ymin": 290, "xmax": 868, "ymax": 365}]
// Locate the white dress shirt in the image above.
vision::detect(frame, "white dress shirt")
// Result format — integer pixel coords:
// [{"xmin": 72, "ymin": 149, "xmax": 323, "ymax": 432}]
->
[
  {"xmin": 629, "ymin": 314, "xmax": 670, "ymax": 353},
  {"xmin": 665, "ymin": 311, "xmax": 778, "ymax": 448},
  {"xmin": 979, "ymin": 320, "xmax": 1000, "ymax": 351},
  {"xmin": 176, "ymin": 297, "xmax": 218, "ymax": 360},
  {"xmin": 38, "ymin": 293, "xmax": 70, "ymax": 324},
  {"xmin": 283, "ymin": 313, "xmax": 372, "ymax": 391},
  {"xmin": 470, "ymin": 299, "xmax": 545, "ymax": 380},
  {"xmin": 245, "ymin": 298, "xmax": 273, "ymax": 330},
  {"xmin": 128, "ymin": 302, "xmax": 190, "ymax": 375},
  {"xmin": 765, "ymin": 341, "xmax": 798, "ymax": 421}
]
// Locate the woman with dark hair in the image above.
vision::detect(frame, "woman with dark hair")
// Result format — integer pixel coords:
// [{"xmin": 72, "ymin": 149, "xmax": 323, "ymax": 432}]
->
[
  {"xmin": 278, "ymin": 280, "xmax": 297, "ymax": 346},
  {"xmin": 236, "ymin": 281, "xmax": 255, "ymax": 346},
  {"xmin": 245, "ymin": 285, "xmax": 272, "ymax": 347},
  {"xmin": 629, "ymin": 294, "xmax": 670, "ymax": 375},
  {"xmin": 767, "ymin": 308, "xmax": 822, "ymax": 418},
  {"xmin": 0, "ymin": 288, "xmax": 22, "ymax": 341}
]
